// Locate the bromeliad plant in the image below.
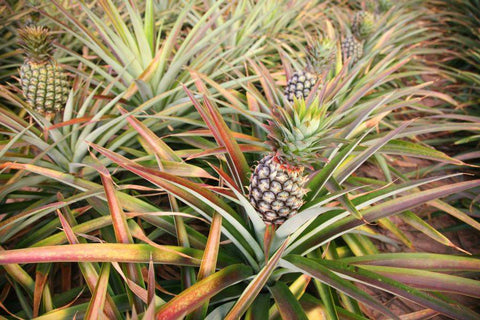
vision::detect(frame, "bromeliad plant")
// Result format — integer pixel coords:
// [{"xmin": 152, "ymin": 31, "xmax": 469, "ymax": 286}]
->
[
  {"xmin": 1, "ymin": 0, "xmax": 480, "ymax": 319},
  {"xmin": 2, "ymin": 74, "xmax": 479, "ymax": 319}
]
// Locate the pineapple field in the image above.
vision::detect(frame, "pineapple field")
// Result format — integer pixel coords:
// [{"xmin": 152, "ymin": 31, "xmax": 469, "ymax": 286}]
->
[{"xmin": 1, "ymin": 0, "xmax": 480, "ymax": 319}]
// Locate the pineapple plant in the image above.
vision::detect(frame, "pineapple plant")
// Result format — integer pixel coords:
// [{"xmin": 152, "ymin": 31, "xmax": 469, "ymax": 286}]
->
[
  {"xmin": 249, "ymin": 98, "xmax": 330, "ymax": 225},
  {"xmin": 341, "ymin": 10, "xmax": 375, "ymax": 65},
  {"xmin": 18, "ymin": 25, "xmax": 69, "ymax": 115},
  {"xmin": 284, "ymin": 38, "xmax": 336, "ymax": 103}
]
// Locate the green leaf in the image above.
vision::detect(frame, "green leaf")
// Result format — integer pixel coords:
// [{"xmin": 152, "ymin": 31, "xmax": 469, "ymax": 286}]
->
[
  {"xmin": 281, "ymin": 255, "xmax": 399, "ymax": 320},
  {"xmin": 269, "ymin": 282, "xmax": 309, "ymax": 320},
  {"xmin": 340, "ymin": 253, "xmax": 480, "ymax": 271},
  {"xmin": 318, "ymin": 259, "xmax": 480, "ymax": 320},
  {"xmin": 380, "ymin": 140, "xmax": 465, "ymax": 165},
  {"xmin": 336, "ymin": 121, "xmax": 412, "ymax": 184},
  {"xmin": 245, "ymin": 294, "xmax": 269, "ymax": 320},
  {"xmin": 310, "ymin": 179, "xmax": 480, "ymax": 254},
  {"xmin": 189, "ymin": 212, "xmax": 223, "ymax": 320},
  {"xmin": 155, "ymin": 264, "xmax": 252, "ymax": 319},
  {"xmin": 428, "ymin": 199, "xmax": 480, "ymax": 233},
  {"xmin": 225, "ymin": 239, "xmax": 290, "ymax": 320},
  {"xmin": 89, "ymin": 143, "xmax": 262, "ymax": 266},
  {"xmin": 184, "ymin": 85, "xmax": 250, "ymax": 188},
  {"xmin": 359, "ymin": 265, "xmax": 480, "ymax": 298},
  {"xmin": 57, "ymin": 210, "xmax": 121, "ymax": 319},
  {"xmin": 399, "ymin": 211, "xmax": 466, "ymax": 253},
  {"xmin": 84, "ymin": 263, "xmax": 111, "ymax": 320},
  {"xmin": 33, "ymin": 294, "xmax": 130, "ymax": 320},
  {"xmin": 0, "ymin": 244, "xmax": 202, "ymax": 266},
  {"xmin": 305, "ymin": 133, "xmax": 368, "ymax": 203}
]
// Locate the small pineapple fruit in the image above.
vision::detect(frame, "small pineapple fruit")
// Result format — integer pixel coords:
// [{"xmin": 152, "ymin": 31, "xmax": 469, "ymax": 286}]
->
[
  {"xmin": 249, "ymin": 98, "xmax": 330, "ymax": 225},
  {"xmin": 18, "ymin": 26, "xmax": 69, "ymax": 115},
  {"xmin": 284, "ymin": 38, "xmax": 336, "ymax": 103},
  {"xmin": 341, "ymin": 35, "xmax": 363, "ymax": 65},
  {"xmin": 352, "ymin": 11, "xmax": 376, "ymax": 40}
]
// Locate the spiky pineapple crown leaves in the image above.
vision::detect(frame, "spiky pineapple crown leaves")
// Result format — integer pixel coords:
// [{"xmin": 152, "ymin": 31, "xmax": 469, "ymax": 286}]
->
[
  {"xmin": 18, "ymin": 25, "xmax": 55, "ymax": 63},
  {"xmin": 265, "ymin": 97, "xmax": 337, "ymax": 167},
  {"xmin": 305, "ymin": 37, "xmax": 337, "ymax": 75},
  {"xmin": 352, "ymin": 10, "xmax": 376, "ymax": 40},
  {"xmin": 366, "ymin": 0, "xmax": 393, "ymax": 13},
  {"xmin": 378, "ymin": 0, "xmax": 393, "ymax": 12}
]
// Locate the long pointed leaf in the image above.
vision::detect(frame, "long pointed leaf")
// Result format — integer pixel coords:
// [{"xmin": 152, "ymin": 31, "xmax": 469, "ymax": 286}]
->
[
  {"xmin": 155, "ymin": 265, "xmax": 252, "ymax": 320},
  {"xmin": 0, "ymin": 244, "xmax": 202, "ymax": 266},
  {"xmin": 269, "ymin": 282, "xmax": 309, "ymax": 320},
  {"xmin": 280, "ymin": 255, "xmax": 399, "ymax": 320},
  {"xmin": 225, "ymin": 239, "xmax": 290, "ymax": 320}
]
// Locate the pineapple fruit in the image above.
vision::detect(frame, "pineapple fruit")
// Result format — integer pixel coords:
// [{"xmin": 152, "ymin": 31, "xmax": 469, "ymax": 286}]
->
[
  {"xmin": 341, "ymin": 35, "xmax": 364, "ymax": 65},
  {"xmin": 284, "ymin": 38, "xmax": 336, "ymax": 103},
  {"xmin": 341, "ymin": 11, "xmax": 375, "ymax": 65},
  {"xmin": 249, "ymin": 98, "xmax": 330, "ymax": 225},
  {"xmin": 18, "ymin": 26, "xmax": 69, "ymax": 115}
]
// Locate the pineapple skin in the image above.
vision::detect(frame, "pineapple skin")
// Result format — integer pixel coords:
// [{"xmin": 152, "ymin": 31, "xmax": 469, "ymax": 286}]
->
[
  {"xmin": 249, "ymin": 154, "xmax": 307, "ymax": 225},
  {"xmin": 284, "ymin": 39, "xmax": 336, "ymax": 103},
  {"xmin": 20, "ymin": 60, "xmax": 69, "ymax": 114},
  {"xmin": 341, "ymin": 35, "xmax": 363, "ymax": 65},
  {"xmin": 284, "ymin": 70, "xmax": 317, "ymax": 104}
]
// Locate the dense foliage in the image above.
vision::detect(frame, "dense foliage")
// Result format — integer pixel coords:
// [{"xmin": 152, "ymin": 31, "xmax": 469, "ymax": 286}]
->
[{"xmin": 0, "ymin": 1, "xmax": 479, "ymax": 319}]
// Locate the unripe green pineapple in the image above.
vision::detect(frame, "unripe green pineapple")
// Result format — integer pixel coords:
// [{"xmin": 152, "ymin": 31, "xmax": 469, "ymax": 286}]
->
[
  {"xmin": 352, "ymin": 11, "xmax": 376, "ymax": 40},
  {"xmin": 341, "ymin": 35, "xmax": 363, "ymax": 65},
  {"xmin": 284, "ymin": 38, "xmax": 336, "ymax": 103},
  {"xmin": 19, "ymin": 26, "xmax": 69, "ymax": 115},
  {"xmin": 249, "ymin": 98, "xmax": 331, "ymax": 225}
]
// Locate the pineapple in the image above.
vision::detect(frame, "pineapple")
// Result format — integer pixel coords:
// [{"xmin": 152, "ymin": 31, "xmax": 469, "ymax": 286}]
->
[
  {"xmin": 18, "ymin": 26, "xmax": 69, "ymax": 115},
  {"xmin": 352, "ymin": 11, "xmax": 376, "ymax": 40},
  {"xmin": 341, "ymin": 35, "xmax": 363, "ymax": 65},
  {"xmin": 284, "ymin": 38, "xmax": 336, "ymax": 104},
  {"xmin": 249, "ymin": 98, "xmax": 331, "ymax": 225}
]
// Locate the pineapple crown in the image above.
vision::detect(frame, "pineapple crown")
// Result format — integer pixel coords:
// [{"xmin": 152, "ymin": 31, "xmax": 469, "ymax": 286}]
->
[
  {"xmin": 265, "ymin": 98, "xmax": 337, "ymax": 168},
  {"xmin": 305, "ymin": 38, "xmax": 337, "ymax": 75},
  {"xmin": 351, "ymin": 11, "xmax": 376, "ymax": 40},
  {"xmin": 366, "ymin": 0, "xmax": 392, "ymax": 13},
  {"xmin": 18, "ymin": 25, "xmax": 55, "ymax": 63},
  {"xmin": 378, "ymin": 0, "xmax": 393, "ymax": 12}
]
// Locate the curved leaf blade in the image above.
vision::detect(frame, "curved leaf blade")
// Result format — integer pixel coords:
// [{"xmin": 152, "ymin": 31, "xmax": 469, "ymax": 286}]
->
[
  {"xmin": 269, "ymin": 282, "xmax": 309, "ymax": 320},
  {"xmin": 0, "ymin": 244, "xmax": 202, "ymax": 266},
  {"xmin": 281, "ymin": 255, "xmax": 399, "ymax": 320},
  {"xmin": 155, "ymin": 264, "xmax": 252, "ymax": 320}
]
